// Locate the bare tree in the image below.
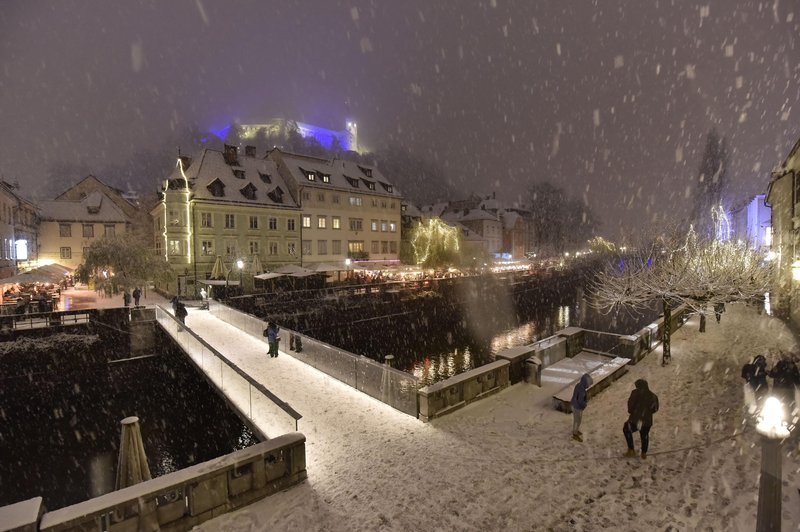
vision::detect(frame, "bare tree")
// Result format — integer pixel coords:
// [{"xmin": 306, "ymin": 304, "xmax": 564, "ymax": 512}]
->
[{"xmin": 591, "ymin": 227, "xmax": 770, "ymax": 364}]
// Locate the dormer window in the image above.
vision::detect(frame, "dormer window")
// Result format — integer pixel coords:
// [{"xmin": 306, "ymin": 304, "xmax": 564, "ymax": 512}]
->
[
  {"xmin": 321, "ymin": 173, "xmax": 331, "ymax": 183},
  {"xmin": 233, "ymin": 169, "xmax": 245, "ymax": 179},
  {"xmin": 268, "ymin": 186, "xmax": 284, "ymax": 204},
  {"xmin": 258, "ymin": 171, "xmax": 271, "ymax": 184},
  {"xmin": 361, "ymin": 179, "xmax": 376, "ymax": 191},
  {"xmin": 344, "ymin": 175, "xmax": 359, "ymax": 188},
  {"xmin": 223, "ymin": 144, "xmax": 239, "ymax": 165},
  {"xmin": 379, "ymin": 181, "xmax": 393, "ymax": 193},
  {"xmin": 207, "ymin": 179, "xmax": 225, "ymax": 198},
  {"xmin": 358, "ymin": 165, "xmax": 373, "ymax": 178},
  {"xmin": 240, "ymin": 183, "xmax": 257, "ymax": 200},
  {"xmin": 299, "ymin": 167, "xmax": 316, "ymax": 181}
]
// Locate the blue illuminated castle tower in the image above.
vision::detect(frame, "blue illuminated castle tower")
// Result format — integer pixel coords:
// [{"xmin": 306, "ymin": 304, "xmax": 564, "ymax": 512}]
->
[{"xmin": 238, "ymin": 119, "xmax": 359, "ymax": 153}]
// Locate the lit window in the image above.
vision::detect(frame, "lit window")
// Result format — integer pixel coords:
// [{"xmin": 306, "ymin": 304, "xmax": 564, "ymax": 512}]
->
[
  {"xmin": 332, "ymin": 216, "xmax": 341, "ymax": 229},
  {"xmin": 348, "ymin": 241, "xmax": 364, "ymax": 253},
  {"xmin": 389, "ymin": 222, "xmax": 397, "ymax": 232},
  {"xmin": 371, "ymin": 220, "xmax": 378, "ymax": 231},
  {"xmin": 318, "ymin": 216, "xmax": 327, "ymax": 229},
  {"xmin": 381, "ymin": 220, "xmax": 387, "ymax": 232},
  {"xmin": 302, "ymin": 215, "xmax": 312, "ymax": 228}
]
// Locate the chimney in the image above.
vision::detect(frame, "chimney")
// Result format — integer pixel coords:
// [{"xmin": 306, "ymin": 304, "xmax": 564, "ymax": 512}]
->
[
  {"xmin": 223, "ymin": 144, "xmax": 239, "ymax": 165},
  {"xmin": 244, "ymin": 145, "xmax": 256, "ymax": 158}
]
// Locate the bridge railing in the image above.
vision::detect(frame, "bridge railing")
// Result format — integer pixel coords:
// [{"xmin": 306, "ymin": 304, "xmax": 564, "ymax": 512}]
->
[
  {"xmin": 155, "ymin": 306, "xmax": 301, "ymax": 438},
  {"xmin": 209, "ymin": 300, "xmax": 420, "ymax": 417}
]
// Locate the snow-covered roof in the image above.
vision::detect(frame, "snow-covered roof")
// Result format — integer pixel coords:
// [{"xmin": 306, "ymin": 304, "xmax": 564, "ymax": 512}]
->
[
  {"xmin": 455, "ymin": 209, "xmax": 500, "ymax": 223},
  {"xmin": 501, "ymin": 210, "xmax": 521, "ymax": 229},
  {"xmin": 269, "ymin": 149, "xmax": 400, "ymax": 199},
  {"xmin": 165, "ymin": 149, "xmax": 298, "ymax": 208},
  {"xmin": 420, "ymin": 203, "xmax": 447, "ymax": 217},
  {"xmin": 401, "ymin": 202, "xmax": 423, "ymax": 218},
  {"xmin": 39, "ymin": 190, "xmax": 128, "ymax": 222}
]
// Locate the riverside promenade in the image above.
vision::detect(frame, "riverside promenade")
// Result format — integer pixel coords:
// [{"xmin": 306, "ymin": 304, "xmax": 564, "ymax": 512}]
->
[{"xmin": 174, "ymin": 303, "xmax": 799, "ymax": 531}]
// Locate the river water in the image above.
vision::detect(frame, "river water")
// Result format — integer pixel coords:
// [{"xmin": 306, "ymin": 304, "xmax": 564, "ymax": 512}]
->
[
  {"xmin": 0, "ymin": 328, "xmax": 256, "ymax": 510},
  {"xmin": 400, "ymin": 285, "xmax": 660, "ymax": 386}
]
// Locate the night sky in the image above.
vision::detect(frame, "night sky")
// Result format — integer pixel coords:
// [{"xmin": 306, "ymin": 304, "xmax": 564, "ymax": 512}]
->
[{"xmin": 1, "ymin": 0, "xmax": 798, "ymax": 238}]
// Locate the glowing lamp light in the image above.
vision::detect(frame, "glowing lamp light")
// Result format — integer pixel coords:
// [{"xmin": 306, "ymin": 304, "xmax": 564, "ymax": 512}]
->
[
  {"xmin": 236, "ymin": 259, "xmax": 244, "ymax": 270},
  {"xmin": 765, "ymin": 250, "xmax": 777, "ymax": 262},
  {"xmin": 792, "ymin": 260, "xmax": 800, "ymax": 281},
  {"xmin": 345, "ymin": 258, "xmax": 351, "ymax": 267},
  {"xmin": 756, "ymin": 396, "xmax": 790, "ymax": 439}
]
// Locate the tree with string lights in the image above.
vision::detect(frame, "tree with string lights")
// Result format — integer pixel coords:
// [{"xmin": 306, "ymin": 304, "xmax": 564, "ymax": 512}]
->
[{"xmin": 590, "ymin": 218, "xmax": 770, "ymax": 365}]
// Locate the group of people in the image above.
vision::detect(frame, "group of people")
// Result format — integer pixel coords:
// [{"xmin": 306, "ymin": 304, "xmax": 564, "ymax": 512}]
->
[
  {"xmin": 741, "ymin": 353, "xmax": 800, "ymax": 412},
  {"xmin": 122, "ymin": 287, "xmax": 142, "ymax": 308},
  {"xmin": 571, "ymin": 375, "xmax": 659, "ymax": 459}
]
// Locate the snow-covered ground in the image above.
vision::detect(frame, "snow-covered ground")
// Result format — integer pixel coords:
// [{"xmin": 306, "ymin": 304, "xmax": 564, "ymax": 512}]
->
[{"xmin": 180, "ymin": 302, "xmax": 800, "ymax": 531}]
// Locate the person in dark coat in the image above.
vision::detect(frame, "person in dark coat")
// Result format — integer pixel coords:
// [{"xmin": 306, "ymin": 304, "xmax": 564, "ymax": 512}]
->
[
  {"xmin": 623, "ymin": 379, "xmax": 659, "ymax": 459},
  {"xmin": 769, "ymin": 355, "xmax": 800, "ymax": 413},
  {"xmin": 265, "ymin": 321, "xmax": 280, "ymax": 357},
  {"xmin": 742, "ymin": 355, "xmax": 770, "ymax": 400},
  {"xmin": 122, "ymin": 290, "xmax": 131, "ymax": 307},
  {"xmin": 175, "ymin": 301, "xmax": 188, "ymax": 325},
  {"xmin": 570, "ymin": 373, "xmax": 593, "ymax": 442},
  {"xmin": 132, "ymin": 287, "xmax": 141, "ymax": 307}
]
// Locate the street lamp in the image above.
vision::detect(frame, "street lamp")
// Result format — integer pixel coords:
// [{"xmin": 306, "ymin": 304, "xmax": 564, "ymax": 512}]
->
[
  {"xmin": 237, "ymin": 259, "xmax": 244, "ymax": 291},
  {"xmin": 755, "ymin": 396, "xmax": 790, "ymax": 532}
]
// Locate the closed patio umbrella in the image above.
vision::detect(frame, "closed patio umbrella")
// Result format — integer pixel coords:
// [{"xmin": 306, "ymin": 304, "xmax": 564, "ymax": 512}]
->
[
  {"xmin": 251, "ymin": 254, "xmax": 264, "ymax": 275},
  {"xmin": 115, "ymin": 416, "xmax": 151, "ymax": 490},
  {"xmin": 210, "ymin": 255, "xmax": 228, "ymax": 280}
]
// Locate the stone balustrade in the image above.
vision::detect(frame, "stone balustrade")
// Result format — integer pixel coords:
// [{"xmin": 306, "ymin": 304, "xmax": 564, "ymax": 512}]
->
[
  {"xmin": 417, "ymin": 360, "xmax": 510, "ymax": 422},
  {"xmin": 2, "ymin": 432, "xmax": 307, "ymax": 532}
]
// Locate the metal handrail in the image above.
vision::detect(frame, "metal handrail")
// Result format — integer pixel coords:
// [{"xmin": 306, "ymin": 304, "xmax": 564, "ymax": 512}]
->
[{"xmin": 155, "ymin": 305, "xmax": 302, "ymax": 424}]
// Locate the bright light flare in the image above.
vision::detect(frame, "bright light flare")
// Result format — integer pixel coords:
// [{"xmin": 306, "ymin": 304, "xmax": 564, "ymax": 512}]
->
[{"xmin": 756, "ymin": 396, "xmax": 790, "ymax": 439}]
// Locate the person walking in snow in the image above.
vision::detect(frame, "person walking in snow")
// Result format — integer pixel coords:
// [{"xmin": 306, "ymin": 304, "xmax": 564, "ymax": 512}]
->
[
  {"xmin": 570, "ymin": 373, "xmax": 593, "ymax": 442},
  {"xmin": 265, "ymin": 321, "xmax": 280, "ymax": 357},
  {"xmin": 122, "ymin": 290, "xmax": 131, "ymax": 307},
  {"xmin": 742, "ymin": 355, "xmax": 769, "ymax": 399},
  {"xmin": 132, "ymin": 287, "xmax": 141, "ymax": 307},
  {"xmin": 175, "ymin": 301, "xmax": 188, "ymax": 326},
  {"xmin": 623, "ymin": 379, "xmax": 659, "ymax": 459}
]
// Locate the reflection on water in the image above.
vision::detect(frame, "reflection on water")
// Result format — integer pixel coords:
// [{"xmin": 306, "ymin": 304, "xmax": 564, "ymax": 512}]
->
[{"xmin": 408, "ymin": 289, "xmax": 659, "ymax": 387}]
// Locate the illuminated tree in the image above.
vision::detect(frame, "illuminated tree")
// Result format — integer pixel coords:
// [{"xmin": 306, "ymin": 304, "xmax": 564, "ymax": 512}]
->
[
  {"xmin": 591, "ymin": 225, "xmax": 770, "ymax": 364},
  {"xmin": 409, "ymin": 217, "xmax": 461, "ymax": 268},
  {"xmin": 587, "ymin": 236, "xmax": 616, "ymax": 254},
  {"xmin": 75, "ymin": 233, "xmax": 173, "ymax": 292}
]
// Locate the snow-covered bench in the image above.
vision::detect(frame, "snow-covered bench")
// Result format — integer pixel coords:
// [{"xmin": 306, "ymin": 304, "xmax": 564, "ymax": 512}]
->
[{"xmin": 552, "ymin": 353, "xmax": 629, "ymax": 412}]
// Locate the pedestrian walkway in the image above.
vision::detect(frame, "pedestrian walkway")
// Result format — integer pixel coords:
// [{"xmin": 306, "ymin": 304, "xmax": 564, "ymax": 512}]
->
[
  {"xmin": 176, "ymin": 303, "xmax": 799, "ymax": 531},
  {"xmin": 58, "ymin": 284, "xmax": 170, "ymax": 311}
]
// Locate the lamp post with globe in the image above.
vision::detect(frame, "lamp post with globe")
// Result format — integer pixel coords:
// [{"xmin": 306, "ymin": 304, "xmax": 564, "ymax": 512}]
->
[{"xmin": 755, "ymin": 396, "xmax": 790, "ymax": 532}]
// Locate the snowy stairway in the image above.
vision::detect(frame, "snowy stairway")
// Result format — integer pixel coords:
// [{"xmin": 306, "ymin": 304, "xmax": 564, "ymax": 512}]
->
[{"xmin": 550, "ymin": 351, "xmax": 629, "ymax": 412}]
